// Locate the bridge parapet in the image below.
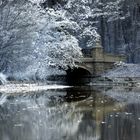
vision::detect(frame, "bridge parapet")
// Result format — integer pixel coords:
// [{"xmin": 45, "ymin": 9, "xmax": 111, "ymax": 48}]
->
[
  {"xmin": 78, "ymin": 45, "xmax": 126, "ymax": 76},
  {"xmin": 103, "ymin": 53, "xmax": 126, "ymax": 62}
]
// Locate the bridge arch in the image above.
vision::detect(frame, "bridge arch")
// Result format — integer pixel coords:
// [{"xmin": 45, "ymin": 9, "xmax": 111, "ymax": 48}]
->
[{"xmin": 66, "ymin": 66, "xmax": 92, "ymax": 85}]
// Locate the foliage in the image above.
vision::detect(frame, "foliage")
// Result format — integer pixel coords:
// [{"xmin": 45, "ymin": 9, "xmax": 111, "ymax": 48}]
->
[
  {"xmin": 0, "ymin": 0, "xmax": 82, "ymax": 79},
  {"xmin": 0, "ymin": 0, "xmax": 38, "ymax": 73}
]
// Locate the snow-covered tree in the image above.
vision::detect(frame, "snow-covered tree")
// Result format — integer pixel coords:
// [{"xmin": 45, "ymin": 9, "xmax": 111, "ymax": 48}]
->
[
  {"xmin": 61, "ymin": 0, "xmax": 140, "ymax": 63},
  {"xmin": 0, "ymin": 0, "xmax": 38, "ymax": 73},
  {"xmin": 30, "ymin": 0, "xmax": 140, "ymax": 64},
  {"xmin": 40, "ymin": 0, "xmax": 125, "ymax": 49},
  {"xmin": 24, "ymin": 8, "xmax": 82, "ymax": 79},
  {"xmin": 0, "ymin": 0, "xmax": 82, "ymax": 79},
  {"xmin": 64, "ymin": 0, "xmax": 101, "ymax": 48}
]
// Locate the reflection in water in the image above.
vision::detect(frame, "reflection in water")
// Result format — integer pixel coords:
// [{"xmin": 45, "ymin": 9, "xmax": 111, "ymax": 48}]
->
[
  {"xmin": 0, "ymin": 86, "xmax": 139, "ymax": 140},
  {"xmin": 101, "ymin": 103, "xmax": 140, "ymax": 140},
  {"xmin": 64, "ymin": 86, "xmax": 91, "ymax": 102}
]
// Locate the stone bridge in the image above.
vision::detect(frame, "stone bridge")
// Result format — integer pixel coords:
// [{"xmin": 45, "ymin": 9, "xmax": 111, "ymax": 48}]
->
[{"xmin": 66, "ymin": 43, "xmax": 126, "ymax": 84}]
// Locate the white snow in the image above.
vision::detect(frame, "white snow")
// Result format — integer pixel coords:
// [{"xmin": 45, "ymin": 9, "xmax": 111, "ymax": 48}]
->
[
  {"xmin": 103, "ymin": 63, "xmax": 140, "ymax": 78},
  {"xmin": 0, "ymin": 84, "xmax": 71, "ymax": 94}
]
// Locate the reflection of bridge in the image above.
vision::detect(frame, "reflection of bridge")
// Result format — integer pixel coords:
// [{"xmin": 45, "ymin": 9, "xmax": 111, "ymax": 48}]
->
[{"xmin": 66, "ymin": 43, "xmax": 125, "ymax": 84}]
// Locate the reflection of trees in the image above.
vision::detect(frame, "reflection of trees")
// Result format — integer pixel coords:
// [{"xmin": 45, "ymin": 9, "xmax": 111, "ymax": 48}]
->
[
  {"xmin": 76, "ymin": 112, "xmax": 96, "ymax": 139},
  {"xmin": 101, "ymin": 103, "xmax": 140, "ymax": 140},
  {"xmin": 1, "ymin": 86, "xmax": 138, "ymax": 140},
  {"xmin": 0, "ymin": 86, "xmax": 97, "ymax": 140},
  {"xmin": 64, "ymin": 86, "xmax": 91, "ymax": 102},
  {"xmin": 0, "ymin": 88, "xmax": 91, "ymax": 140}
]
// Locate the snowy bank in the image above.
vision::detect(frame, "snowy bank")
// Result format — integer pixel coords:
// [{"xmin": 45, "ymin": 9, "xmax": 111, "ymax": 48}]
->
[
  {"xmin": 103, "ymin": 63, "xmax": 140, "ymax": 78},
  {"xmin": 92, "ymin": 63, "xmax": 140, "ymax": 86},
  {"xmin": 0, "ymin": 84, "xmax": 70, "ymax": 94}
]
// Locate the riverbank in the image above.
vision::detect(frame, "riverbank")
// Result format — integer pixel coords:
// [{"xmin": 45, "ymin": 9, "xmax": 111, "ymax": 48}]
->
[{"xmin": 0, "ymin": 83, "xmax": 70, "ymax": 94}]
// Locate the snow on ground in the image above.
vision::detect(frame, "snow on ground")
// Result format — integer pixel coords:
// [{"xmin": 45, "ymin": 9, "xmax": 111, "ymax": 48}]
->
[
  {"xmin": 103, "ymin": 63, "xmax": 140, "ymax": 78},
  {"xmin": 0, "ymin": 83, "xmax": 70, "ymax": 94}
]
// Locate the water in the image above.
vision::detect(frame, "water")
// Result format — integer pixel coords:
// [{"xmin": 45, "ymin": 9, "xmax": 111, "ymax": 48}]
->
[{"xmin": 0, "ymin": 85, "xmax": 140, "ymax": 140}]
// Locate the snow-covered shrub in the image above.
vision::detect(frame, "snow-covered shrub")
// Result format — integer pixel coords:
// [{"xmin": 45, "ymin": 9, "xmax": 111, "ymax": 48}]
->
[
  {"xmin": 114, "ymin": 61, "xmax": 127, "ymax": 67},
  {"xmin": 0, "ymin": 73, "xmax": 7, "ymax": 85}
]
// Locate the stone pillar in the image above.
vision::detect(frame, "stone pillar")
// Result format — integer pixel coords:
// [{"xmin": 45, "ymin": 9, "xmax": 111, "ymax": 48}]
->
[
  {"xmin": 91, "ymin": 41, "xmax": 104, "ymax": 61},
  {"xmin": 91, "ymin": 41, "xmax": 105, "ymax": 75},
  {"xmin": 91, "ymin": 47, "xmax": 104, "ymax": 61}
]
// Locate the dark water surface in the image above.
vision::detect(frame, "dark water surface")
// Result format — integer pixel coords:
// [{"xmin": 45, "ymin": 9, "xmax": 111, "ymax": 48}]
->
[{"xmin": 0, "ymin": 85, "xmax": 140, "ymax": 140}]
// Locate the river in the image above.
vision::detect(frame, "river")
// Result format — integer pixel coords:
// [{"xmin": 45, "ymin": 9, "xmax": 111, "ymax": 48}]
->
[{"xmin": 0, "ymin": 84, "xmax": 140, "ymax": 140}]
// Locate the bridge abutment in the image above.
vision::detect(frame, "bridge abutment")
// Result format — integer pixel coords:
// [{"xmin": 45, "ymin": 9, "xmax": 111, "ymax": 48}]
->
[
  {"xmin": 66, "ymin": 42, "xmax": 126, "ymax": 84},
  {"xmin": 81, "ymin": 44, "xmax": 126, "ymax": 76}
]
